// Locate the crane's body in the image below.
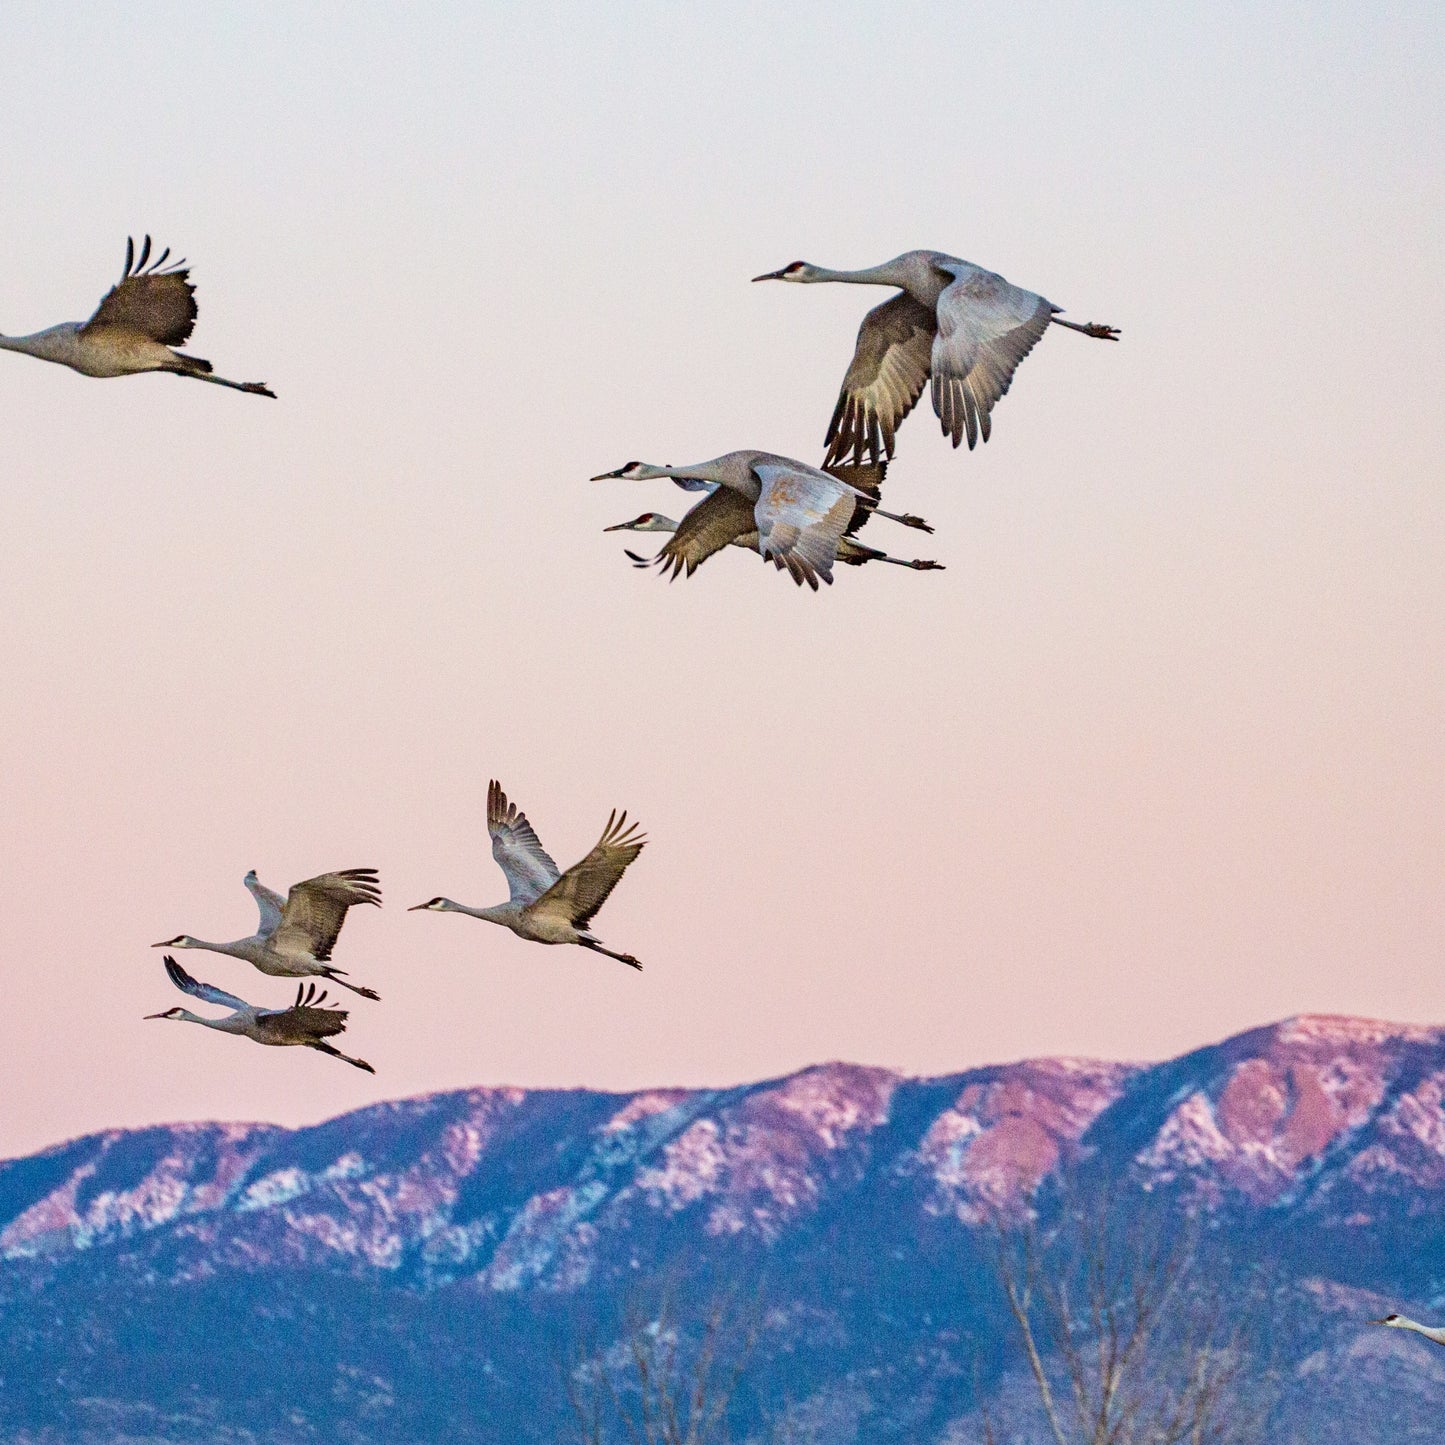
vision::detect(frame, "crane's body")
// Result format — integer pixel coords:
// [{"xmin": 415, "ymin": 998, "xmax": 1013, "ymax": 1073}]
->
[
  {"xmin": 754, "ymin": 249, "xmax": 1117, "ymax": 463},
  {"xmin": 146, "ymin": 956, "xmax": 374, "ymax": 1072},
  {"xmin": 0, "ymin": 236, "xmax": 274, "ymax": 395},
  {"xmin": 155, "ymin": 868, "xmax": 382, "ymax": 1000},
  {"xmin": 411, "ymin": 780, "xmax": 646, "ymax": 970}
]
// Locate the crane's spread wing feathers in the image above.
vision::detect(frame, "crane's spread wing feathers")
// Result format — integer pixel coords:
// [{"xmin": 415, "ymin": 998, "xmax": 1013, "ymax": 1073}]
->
[
  {"xmin": 529, "ymin": 811, "xmax": 646, "ymax": 931},
  {"xmin": 643, "ymin": 487, "xmax": 759, "ymax": 580},
  {"xmin": 258, "ymin": 982, "xmax": 350, "ymax": 1042},
  {"xmin": 81, "ymin": 235, "xmax": 199, "ymax": 348},
  {"xmin": 823, "ymin": 460, "xmax": 887, "ymax": 537},
  {"xmin": 487, "ymin": 780, "xmax": 561, "ymax": 904},
  {"xmin": 751, "ymin": 462, "xmax": 861, "ymax": 591},
  {"xmin": 244, "ymin": 873, "xmax": 286, "ymax": 937},
  {"xmin": 269, "ymin": 869, "xmax": 381, "ymax": 961},
  {"xmin": 930, "ymin": 267, "xmax": 1056, "ymax": 450},
  {"xmin": 163, "ymin": 956, "xmax": 251, "ymax": 1013},
  {"xmin": 824, "ymin": 293, "xmax": 936, "ymax": 466}
]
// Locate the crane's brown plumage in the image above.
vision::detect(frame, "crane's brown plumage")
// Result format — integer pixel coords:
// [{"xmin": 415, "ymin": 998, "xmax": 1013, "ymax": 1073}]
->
[
  {"xmin": 269, "ymin": 869, "xmax": 381, "ymax": 963},
  {"xmin": 646, "ymin": 487, "xmax": 759, "ymax": 580},
  {"xmin": 81, "ymin": 235, "xmax": 200, "ymax": 351},
  {"xmin": 254, "ymin": 980, "xmax": 353, "ymax": 1045},
  {"xmin": 825, "ymin": 293, "xmax": 936, "ymax": 466},
  {"xmin": 530, "ymin": 810, "xmax": 647, "ymax": 932}
]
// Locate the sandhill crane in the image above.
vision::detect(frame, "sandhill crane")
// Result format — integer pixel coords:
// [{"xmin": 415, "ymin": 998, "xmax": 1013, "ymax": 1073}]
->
[
  {"xmin": 153, "ymin": 868, "xmax": 383, "ymax": 1000},
  {"xmin": 146, "ymin": 956, "xmax": 374, "ymax": 1072},
  {"xmin": 591, "ymin": 451, "xmax": 922, "ymax": 589},
  {"xmin": 410, "ymin": 780, "xmax": 646, "ymax": 971},
  {"xmin": 605, "ymin": 511, "xmax": 944, "ymax": 571},
  {"xmin": 1370, "ymin": 1313, "xmax": 1445, "ymax": 1347},
  {"xmin": 0, "ymin": 236, "xmax": 275, "ymax": 396},
  {"xmin": 608, "ymin": 456, "xmax": 941, "ymax": 578},
  {"xmin": 753, "ymin": 250, "xmax": 1117, "ymax": 463}
]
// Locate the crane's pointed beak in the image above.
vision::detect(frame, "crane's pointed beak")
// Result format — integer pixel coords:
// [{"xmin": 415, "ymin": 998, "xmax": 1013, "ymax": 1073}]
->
[
  {"xmin": 150, "ymin": 940, "xmax": 171, "ymax": 948},
  {"xmin": 406, "ymin": 902, "xmax": 431, "ymax": 911},
  {"xmin": 603, "ymin": 521, "xmax": 633, "ymax": 532},
  {"xmin": 752, "ymin": 268, "xmax": 787, "ymax": 282},
  {"xmin": 591, "ymin": 467, "xmax": 628, "ymax": 480},
  {"xmin": 143, "ymin": 1011, "xmax": 169, "ymax": 1020},
  {"xmin": 1367, "ymin": 1317, "xmax": 1391, "ymax": 1325}
]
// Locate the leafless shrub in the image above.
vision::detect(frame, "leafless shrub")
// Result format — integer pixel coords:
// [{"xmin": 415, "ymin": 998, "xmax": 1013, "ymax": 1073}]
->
[{"xmin": 982, "ymin": 1195, "xmax": 1268, "ymax": 1445}]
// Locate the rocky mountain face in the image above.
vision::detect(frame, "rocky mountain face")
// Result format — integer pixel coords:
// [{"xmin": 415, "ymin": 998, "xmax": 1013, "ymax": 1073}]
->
[{"xmin": 3, "ymin": 1015, "xmax": 1443, "ymax": 1442}]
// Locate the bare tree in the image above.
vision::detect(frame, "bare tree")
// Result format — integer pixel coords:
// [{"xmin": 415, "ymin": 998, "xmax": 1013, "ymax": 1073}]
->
[
  {"xmin": 981, "ymin": 1197, "xmax": 1266, "ymax": 1445},
  {"xmin": 566, "ymin": 1285, "xmax": 761, "ymax": 1445}
]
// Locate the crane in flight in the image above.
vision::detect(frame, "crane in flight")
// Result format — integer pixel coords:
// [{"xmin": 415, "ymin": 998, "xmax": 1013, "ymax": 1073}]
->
[
  {"xmin": 0, "ymin": 235, "xmax": 275, "ymax": 396},
  {"xmin": 604, "ymin": 455, "xmax": 940, "ymax": 579},
  {"xmin": 146, "ymin": 956, "xmax": 374, "ymax": 1073},
  {"xmin": 1370, "ymin": 1313, "xmax": 1445, "ymax": 1348},
  {"xmin": 154, "ymin": 868, "xmax": 382, "ymax": 1000},
  {"xmin": 411, "ymin": 780, "xmax": 646, "ymax": 971},
  {"xmin": 605, "ymin": 511, "xmax": 943, "ymax": 572},
  {"xmin": 753, "ymin": 250, "xmax": 1116, "ymax": 463},
  {"xmin": 592, "ymin": 451, "xmax": 920, "ymax": 589}
]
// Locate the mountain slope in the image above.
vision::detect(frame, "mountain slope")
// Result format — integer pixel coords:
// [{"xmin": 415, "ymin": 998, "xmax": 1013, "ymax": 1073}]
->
[{"xmin": 2, "ymin": 1015, "xmax": 1441, "ymax": 1442}]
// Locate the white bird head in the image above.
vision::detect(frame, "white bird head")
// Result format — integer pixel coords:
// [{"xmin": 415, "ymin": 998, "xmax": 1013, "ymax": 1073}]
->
[
  {"xmin": 1370, "ymin": 1313, "xmax": 1405, "ymax": 1327},
  {"xmin": 604, "ymin": 512, "xmax": 677, "ymax": 534},
  {"xmin": 408, "ymin": 897, "xmax": 457, "ymax": 912},
  {"xmin": 752, "ymin": 260, "xmax": 822, "ymax": 283},
  {"xmin": 151, "ymin": 934, "xmax": 200, "ymax": 949},
  {"xmin": 243, "ymin": 868, "xmax": 258, "ymax": 883}
]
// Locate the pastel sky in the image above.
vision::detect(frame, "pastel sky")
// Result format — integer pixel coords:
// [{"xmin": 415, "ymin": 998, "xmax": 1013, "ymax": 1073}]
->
[{"xmin": 0, "ymin": 3, "xmax": 1441, "ymax": 1160}]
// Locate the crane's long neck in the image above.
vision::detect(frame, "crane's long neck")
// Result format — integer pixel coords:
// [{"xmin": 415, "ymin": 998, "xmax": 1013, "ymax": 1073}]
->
[
  {"xmin": 807, "ymin": 262, "xmax": 913, "ymax": 287},
  {"xmin": 1400, "ymin": 1318, "xmax": 1445, "ymax": 1345},
  {"xmin": 188, "ymin": 937, "xmax": 256, "ymax": 960},
  {"xmin": 0, "ymin": 326, "xmax": 82, "ymax": 361},
  {"xmin": 175, "ymin": 1009, "xmax": 249, "ymax": 1033},
  {"xmin": 446, "ymin": 900, "xmax": 513, "ymax": 924}
]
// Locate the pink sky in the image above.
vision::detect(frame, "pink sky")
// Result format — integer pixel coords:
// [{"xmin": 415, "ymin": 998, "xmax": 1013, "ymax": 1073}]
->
[{"xmin": 0, "ymin": 3, "xmax": 1442, "ymax": 1159}]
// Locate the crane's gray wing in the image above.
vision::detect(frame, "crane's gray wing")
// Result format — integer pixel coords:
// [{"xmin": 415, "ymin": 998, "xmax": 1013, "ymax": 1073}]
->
[
  {"xmin": 823, "ymin": 293, "xmax": 936, "ymax": 466},
  {"xmin": 641, "ymin": 487, "xmax": 759, "ymax": 581},
  {"xmin": 930, "ymin": 265, "xmax": 1056, "ymax": 450},
  {"xmin": 823, "ymin": 460, "xmax": 886, "ymax": 537},
  {"xmin": 529, "ymin": 811, "xmax": 646, "ymax": 931},
  {"xmin": 81, "ymin": 236, "xmax": 198, "ymax": 347},
  {"xmin": 270, "ymin": 869, "xmax": 381, "ymax": 961},
  {"xmin": 488, "ymin": 780, "xmax": 561, "ymax": 904},
  {"xmin": 751, "ymin": 461, "xmax": 861, "ymax": 591},
  {"xmin": 244, "ymin": 872, "xmax": 286, "ymax": 937},
  {"xmin": 163, "ymin": 956, "xmax": 251, "ymax": 1012}
]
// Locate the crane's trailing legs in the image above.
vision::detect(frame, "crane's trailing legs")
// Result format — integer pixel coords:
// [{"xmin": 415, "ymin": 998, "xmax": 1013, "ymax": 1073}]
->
[
  {"xmin": 171, "ymin": 365, "xmax": 276, "ymax": 397},
  {"xmin": 578, "ymin": 938, "xmax": 643, "ymax": 970},
  {"xmin": 309, "ymin": 1039, "xmax": 376, "ymax": 1072},
  {"xmin": 1051, "ymin": 317, "xmax": 1120, "ymax": 340},
  {"xmin": 859, "ymin": 502, "xmax": 933, "ymax": 533}
]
